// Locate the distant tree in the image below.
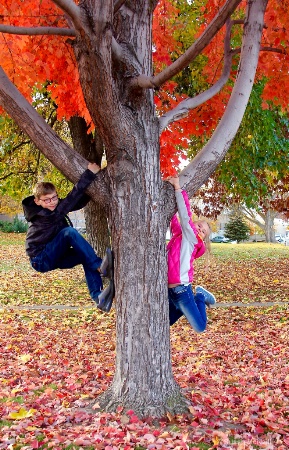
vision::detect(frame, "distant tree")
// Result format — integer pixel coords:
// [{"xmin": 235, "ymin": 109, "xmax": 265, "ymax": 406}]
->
[
  {"xmin": 0, "ymin": 96, "xmax": 71, "ymax": 200},
  {"xmin": 0, "ymin": 193, "xmax": 20, "ymax": 215},
  {"xmin": 224, "ymin": 212, "xmax": 250, "ymax": 243}
]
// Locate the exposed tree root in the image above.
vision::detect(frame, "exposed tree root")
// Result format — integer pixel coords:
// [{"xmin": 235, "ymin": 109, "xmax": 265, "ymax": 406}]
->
[{"xmin": 94, "ymin": 385, "xmax": 191, "ymax": 419}]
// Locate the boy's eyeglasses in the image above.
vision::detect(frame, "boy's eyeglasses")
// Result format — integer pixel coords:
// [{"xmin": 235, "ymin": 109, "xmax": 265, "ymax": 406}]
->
[{"xmin": 40, "ymin": 195, "xmax": 58, "ymax": 204}]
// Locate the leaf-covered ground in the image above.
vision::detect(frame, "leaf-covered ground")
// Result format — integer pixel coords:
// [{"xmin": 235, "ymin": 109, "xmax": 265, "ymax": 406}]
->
[{"xmin": 0, "ymin": 233, "xmax": 289, "ymax": 449}]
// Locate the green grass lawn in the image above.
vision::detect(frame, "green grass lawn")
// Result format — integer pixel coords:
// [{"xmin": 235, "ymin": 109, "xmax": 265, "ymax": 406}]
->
[
  {"xmin": 210, "ymin": 241, "xmax": 289, "ymax": 260},
  {"xmin": 0, "ymin": 231, "xmax": 26, "ymax": 246},
  {"xmin": 0, "ymin": 232, "xmax": 288, "ymax": 306}
]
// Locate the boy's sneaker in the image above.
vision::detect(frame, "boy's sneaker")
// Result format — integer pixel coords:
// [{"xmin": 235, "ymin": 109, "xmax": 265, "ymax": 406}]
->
[
  {"xmin": 100, "ymin": 248, "xmax": 114, "ymax": 279},
  {"xmin": 195, "ymin": 285, "xmax": 216, "ymax": 307},
  {"xmin": 97, "ymin": 279, "xmax": 115, "ymax": 313}
]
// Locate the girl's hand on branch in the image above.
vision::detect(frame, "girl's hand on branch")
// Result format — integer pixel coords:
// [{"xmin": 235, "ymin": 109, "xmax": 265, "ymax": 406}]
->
[{"xmin": 166, "ymin": 176, "xmax": 181, "ymax": 191}]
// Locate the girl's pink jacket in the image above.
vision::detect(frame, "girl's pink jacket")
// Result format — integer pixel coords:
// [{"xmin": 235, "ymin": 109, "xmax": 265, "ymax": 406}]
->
[{"xmin": 167, "ymin": 190, "xmax": 206, "ymax": 285}]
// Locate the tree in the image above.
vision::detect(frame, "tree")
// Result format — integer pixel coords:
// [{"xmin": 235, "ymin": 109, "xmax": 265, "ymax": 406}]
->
[
  {"xmin": 194, "ymin": 176, "xmax": 289, "ymax": 243},
  {"xmin": 0, "ymin": 0, "xmax": 287, "ymax": 417},
  {"xmin": 224, "ymin": 212, "xmax": 250, "ymax": 243},
  {"xmin": 239, "ymin": 204, "xmax": 278, "ymax": 243}
]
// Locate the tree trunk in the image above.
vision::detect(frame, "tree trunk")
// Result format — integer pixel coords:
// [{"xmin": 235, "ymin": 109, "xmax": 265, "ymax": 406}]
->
[
  {"xmin": 84, "ymin": 201, "xmax": 110, "ymax": 256},
  {"xmin": 70, "ymin": 2, "xmax": 188, "ymax": 416},
  {"xmin": 241, "ymin": 206, "xmax": 280, "ymax": 243},
  {"xmin": 264, "ymin": 209, "xmax": 277, "ymax": 242},
  {"xmin": 98, "ymin": 130, "xmax": 187, "ymax": 417}
]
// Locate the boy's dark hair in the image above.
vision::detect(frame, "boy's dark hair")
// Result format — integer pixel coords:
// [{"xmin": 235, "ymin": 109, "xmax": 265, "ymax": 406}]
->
[{"xmin": 33, "ymin": 182, "xmax": 56, "ymax": 199}]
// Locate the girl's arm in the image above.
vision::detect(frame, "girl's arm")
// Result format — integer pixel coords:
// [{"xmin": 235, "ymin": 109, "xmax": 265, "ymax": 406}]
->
[
  {"xmin": 175, "ymin": 190, "xmax": 198, "ymax": 244},
  {"xmin": 167, "ymin": 177, "xmax": 198, "ymax": 244}
]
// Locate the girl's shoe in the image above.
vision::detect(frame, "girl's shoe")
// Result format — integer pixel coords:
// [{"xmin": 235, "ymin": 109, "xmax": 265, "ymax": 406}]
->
[{"xmin": 195, "ymin": 285, "xmax": 216, "ymax": 307}]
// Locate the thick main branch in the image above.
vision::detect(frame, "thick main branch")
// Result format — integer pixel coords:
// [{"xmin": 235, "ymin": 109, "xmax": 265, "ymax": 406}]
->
[{"xmin": 0, "ymin": 66, "xmax": 108, "ymax": 203}]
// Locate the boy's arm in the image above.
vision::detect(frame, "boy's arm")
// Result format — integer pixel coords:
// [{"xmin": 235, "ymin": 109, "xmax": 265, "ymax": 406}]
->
[
  {"xmin": 87, "ymin": 163, "xmax": 101, "ymax": 174},
  {"xmin": 56, "ymin": 164, "xmax": 100, "ymax": 215}
]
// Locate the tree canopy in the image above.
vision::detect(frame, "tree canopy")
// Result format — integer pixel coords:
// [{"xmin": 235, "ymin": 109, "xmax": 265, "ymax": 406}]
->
[{"xmin": 0, "ymin": 0, "xmax": 288, "ymax": 181}]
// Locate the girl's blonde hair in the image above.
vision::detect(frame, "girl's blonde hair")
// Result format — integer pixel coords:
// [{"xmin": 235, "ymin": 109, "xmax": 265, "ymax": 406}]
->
[
  {"xmin": 195, "ymin": 220, "xmax": 211, "ymax": 252},
  {"xmin": 204, "ymin": 223, "xmax": 212, "ymax": 255},
  {"xmin": 195, "ymin": 220, "xmax": 212, "ymax": 271}
]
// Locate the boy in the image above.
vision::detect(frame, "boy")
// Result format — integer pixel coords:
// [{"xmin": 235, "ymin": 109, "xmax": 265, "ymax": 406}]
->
[{"xmin": 22, "ymin": 163, "xmax": 114, "ymax": 310}]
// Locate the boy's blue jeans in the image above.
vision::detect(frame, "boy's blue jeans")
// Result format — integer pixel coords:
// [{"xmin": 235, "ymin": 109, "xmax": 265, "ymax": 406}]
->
[
  {"xmin": 30, "ymin": 227, "xmax": 103, "ymax": 302},
  {"xmin": 168, "ymin": 284, "xmax": 207, "ymax": 333}
]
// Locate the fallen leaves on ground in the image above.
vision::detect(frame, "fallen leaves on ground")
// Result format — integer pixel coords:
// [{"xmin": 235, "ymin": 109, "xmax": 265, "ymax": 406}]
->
[
  {"xmin": 195, "ymin": 243, "xmax": 289, "ymax": 304},
  {"xmin": 0, "ymin": 307, "xmax": 288, "ymax": 449},
  {"xmin": 0, "ymin": 233, "xmax": 289, "ymax": 449}
]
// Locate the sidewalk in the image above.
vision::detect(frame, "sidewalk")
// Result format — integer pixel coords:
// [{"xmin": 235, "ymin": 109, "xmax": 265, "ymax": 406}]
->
[{"xmin": 1, "ymin": 301, "xmax": 288, "ymax": 311}]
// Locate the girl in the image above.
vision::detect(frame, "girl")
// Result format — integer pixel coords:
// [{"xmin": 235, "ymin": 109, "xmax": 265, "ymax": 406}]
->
[{"xmin": 167, "ymin": 176, "xmax": 216, "ymax": 333}]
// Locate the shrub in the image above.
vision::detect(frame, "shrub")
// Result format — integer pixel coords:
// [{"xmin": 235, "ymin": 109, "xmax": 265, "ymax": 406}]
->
[{"xmin": 0, "ymin": 217, "xmax": 28, "ymax": 233}]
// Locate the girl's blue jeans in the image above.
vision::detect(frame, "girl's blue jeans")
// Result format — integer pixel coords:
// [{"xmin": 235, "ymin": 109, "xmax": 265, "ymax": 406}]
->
[
  {"xmin": 30, "ymin": 227, "xmax": 103, "ymax": 302},
  {"xmin": 168, "ymin": 284, "xmax": 207, "ymax": 333}
]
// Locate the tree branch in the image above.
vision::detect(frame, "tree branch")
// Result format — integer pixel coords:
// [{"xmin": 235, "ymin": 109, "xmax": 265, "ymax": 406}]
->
[
  {"xmin": 0, "ymin": 25, "xmax": 75, "ymax": 37},
  {"xmin": 178, "ymin": 0, "xmax": 269, "ymax": 199},
  {"xmin": 51, "ymin": 0, "xmax": 83, "ymax": 30},
  {"xmin": 260, "ymin": 46, "xmax": 287, "ymax": 55},
  {"xmin": 0, "ymin": 66, "xmax": 109, "ymax": 203},
  {"xmin": 0, "ymin": 172, "xmax": 13, "ymax": 181},
  {"xmin": 11, "ymin": 140, "xmax": 31, "ymax": 152},
  {"xmin": 231, "ymin": 45, "xmax": 287, "ymax": 56},
  {"xmin": 114, "ymin": 0, "xmax": 126, "ymax": 13},
  {"xmin": 131, "ymin": 0, "xmax": 242, "ymax": 90},
  {"xmin": 0, "ymin": 170, "xmax": 37, "ymax": 181},
  {"xmin": 159, "ymin": 19, "xmax": 233, "ymax": 132}
]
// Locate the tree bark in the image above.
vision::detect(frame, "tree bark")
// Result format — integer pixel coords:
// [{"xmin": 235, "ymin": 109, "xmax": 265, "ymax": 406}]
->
[
  {"xmin": 96, "ymin": 133, "xmax": 188, "ymax": 416},
  {"xmin": 264, "ymin": 209, "xmax": 278, "ymax": 242},
  {"xmin": 84, "ymin": 201, "xmax": 110, "ymax": 257},
  {"xmin": 68, "ymin": 2, "xmax": 187, "ymax": 415}
]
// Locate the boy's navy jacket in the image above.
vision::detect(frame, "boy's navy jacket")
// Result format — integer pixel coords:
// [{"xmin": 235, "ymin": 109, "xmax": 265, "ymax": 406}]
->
[{"xmin": 22, "ymin": 169, "xmax": 96, "ymax": 258}]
